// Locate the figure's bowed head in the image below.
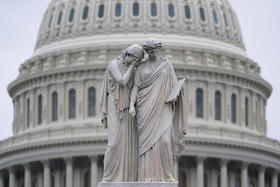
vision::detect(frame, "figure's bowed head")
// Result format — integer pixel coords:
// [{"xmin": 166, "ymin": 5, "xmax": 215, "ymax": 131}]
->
[{"xmin": 122, "ymin": 44, "xmax": 145, "ymax": 66}]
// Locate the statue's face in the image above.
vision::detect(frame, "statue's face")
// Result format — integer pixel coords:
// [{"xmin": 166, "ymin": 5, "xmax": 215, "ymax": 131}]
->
[
  {"xmin": 146, "ymin": 47, "xmax": 159, "ymax": 58},
  {"xmin": 125, "ymin": 53, "xmax": 140, "ymax": 65}
]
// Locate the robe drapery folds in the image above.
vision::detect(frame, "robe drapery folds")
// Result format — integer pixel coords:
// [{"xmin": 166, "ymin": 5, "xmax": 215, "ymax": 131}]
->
[
  {"xmin": 100, "ymin": 70, "xmax": 138, "ymax": 182},
  {"xmin": 134, "ymin": 58, "xmax": 187, "ymax": 181}
]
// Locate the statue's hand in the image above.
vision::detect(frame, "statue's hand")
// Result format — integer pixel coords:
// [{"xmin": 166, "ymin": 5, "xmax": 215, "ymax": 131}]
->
[{"xmin": 129, "ymin": 106, "xmax": 136, "ymax": 117}]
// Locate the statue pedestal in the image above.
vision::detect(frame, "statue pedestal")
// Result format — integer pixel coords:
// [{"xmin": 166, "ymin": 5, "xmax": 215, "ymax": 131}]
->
[{"xmin": 98, "ymin": 182, "xmax": 178, "ymax": 187}]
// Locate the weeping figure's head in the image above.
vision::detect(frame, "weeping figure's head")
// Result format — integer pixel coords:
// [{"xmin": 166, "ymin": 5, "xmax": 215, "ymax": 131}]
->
[{"xmin": 122, "ymin": 44, "xmax": 145, "ymax": 66}]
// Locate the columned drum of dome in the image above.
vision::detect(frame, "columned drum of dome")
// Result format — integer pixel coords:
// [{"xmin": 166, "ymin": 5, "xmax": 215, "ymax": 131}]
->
[{"xmin": 1, "ymin": 0, "xmax": 280, "ymax": 187}]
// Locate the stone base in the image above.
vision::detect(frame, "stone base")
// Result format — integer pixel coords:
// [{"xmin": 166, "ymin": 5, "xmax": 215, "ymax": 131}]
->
[{"xmin": 98, "ymin": 182, "xmax": 178, "ymax": 187}]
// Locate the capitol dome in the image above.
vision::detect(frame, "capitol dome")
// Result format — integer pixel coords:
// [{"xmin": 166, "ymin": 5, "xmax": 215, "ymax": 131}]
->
[{"xmin": 1, "ymin": 0, "xmax": 279, "ymax": 187}]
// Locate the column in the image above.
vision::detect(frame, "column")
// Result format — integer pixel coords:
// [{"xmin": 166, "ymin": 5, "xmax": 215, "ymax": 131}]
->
[
  {"xmin": 9, "ymin": 168, "xmax": 15, "ymax": 187},
  {"xmin": 43, "ymin": 160, "xmax": 51, "ymax": 187},
  {"xmin": 258, "ymin": 166, "xmax": 265, "ymax": 187},
  {"xmin": 196, "ymin": 157, "xmax": 205, "ymax": 187},
  {"xmin": 24, "ymin": 163, "xmax": 31, "ymax": 187},
  {"xmin": 0, "ymin": 171, "xmax": 4, "ymax": 187},
  {"xmin": 220, "ymin": 159, "xmax": 228, "ymax": 187},
  {"xmin": 65, "ymin": 157, "xmax": 73, "ymax": 187},
  {"xmin": 89, "ymin": 156, "xmax": 98, "ymax": 187},
  {"xmin": 241, "ymin": 162, "xmax": 248, "ymax": 187},
  {"xmin": 272, "ymin": 170, "xmax": 278, "ymax": 187}
]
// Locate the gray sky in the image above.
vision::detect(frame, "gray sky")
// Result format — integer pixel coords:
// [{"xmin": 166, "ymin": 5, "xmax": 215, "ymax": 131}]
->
[{"xmin": 0, "ymin": 0, "xmax": 279, "ymax": 141}]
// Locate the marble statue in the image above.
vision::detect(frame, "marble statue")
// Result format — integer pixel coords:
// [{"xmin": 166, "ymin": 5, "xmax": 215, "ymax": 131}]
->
[
  {"xmin": 100, "ymin": 44, "xmax": 145, "ymax": 182},
  {"xmin": 129, "ymin": 38, "xmax": 187, "ymax": 182},
  {"xmin": 100, "ymin": 39, "xmax": 187, "ymax": 184}
]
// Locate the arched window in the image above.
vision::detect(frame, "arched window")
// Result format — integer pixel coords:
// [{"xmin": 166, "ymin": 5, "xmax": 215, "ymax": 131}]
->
[
  {"xmin": 57, "ymin": 11, "xmax": 63, "ymax": 25},
  {"xmin": 32, "ymin": 177, "xmax": 38, "ymax": 187},
  {"xmin": 235, "ymin": 176, "xmax": 241, "ymax": 187},
  {"xmin": 69, "ymin": 89, "xmax": 76, "ymax": 119},
  {"xmin": 38, "ymin": 95, "xmax": 43, "ymax": 124},
  {"xmin": 133, "ymin": 2, "xmax": 139, "ymax": 16},
  {"xmin": 48, "ymin": 14, "xmax": 53, "ymax": 28},
  {"xmin": 69, "ymin": 8, "xmax": 75, "ymax": 22},
  {"xmin": 115, "ymin": 3, "xmax": 122, "ymax": 17},
  {"xmin": 51, "ymin": 175, "xmax": 55, "ymax": 187},
  {"xmin": 245, "ymin": 97, "xmax": 249, "ymax": 127},
  {"xmin": 52, "ymin": 92, "xmax": 58, "ymax": 122},
  {"xmin": 178, "ymin": 170, "xmax": 187, "ymax": 187},
  {"xmin": 151, "ymin": 2, "xmax": 157, "ymax": 17},
  {"xmin": 196, "ymin": 88, "xmax": 203, "ymax": 118},
  {"xmin": 98, "ymin": 4, "xmax": 105, "ymax": 18},
  {"xmin": 223, "ymin": 13, "xmax": 228, "ymax": 27},
  {"xmin": 204, "ymin": 172, "xmax": 209, "ymax": 187},
  {"xmin": 84, "ymin": 170, "xmax": 90, "ymax": 187},
  {"xmin": 250, "ymin": 180, "xmax": 255, "ymax": 187},
  {"xmin": 215, "ymin": 91, "xmax": 221, "ymax": 120},
  {"xmin": 168, "ymin": 3, "xmax": 175, "ymax": 18},
  {"xmin": 27, "ymin": 98, "xmax": 30, "ymax": 128},
  {"xmin": 63, "ymin": 174, "xmax": 66, "ymax": 187},
  {"xmin": 82, "ymin": 5, "xmax": 89, "ymax": 20},
  {"xmin": 88, "ymin": 87, "xmax": 96, "ymax": 117},
  {"xmin": 184, "ymin": 5, "xmax": 191, "ymax": 19},
  {"xmin": 231, "ymin": 94, "xmax": 237, "ymax": 123},
  {"xmin": 212, "ymin": 10, "xmax": 218, "ymax": 24},
  {"xmin": 199, "ymin": 7, "xmax": 206, "ymax": 21},
  {"xmin": 218, "ymin": 174, "xmax": 221, "ymax": 187}
]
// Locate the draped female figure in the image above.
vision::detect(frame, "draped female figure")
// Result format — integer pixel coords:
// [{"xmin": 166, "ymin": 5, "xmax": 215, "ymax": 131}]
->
[
  {"xmin": 100, "ymin": 44, "xmax": 144, "ymax": 182},
  {"xmin": 129, "ymin": 39, "xmax": 187, "ymax": 182}
]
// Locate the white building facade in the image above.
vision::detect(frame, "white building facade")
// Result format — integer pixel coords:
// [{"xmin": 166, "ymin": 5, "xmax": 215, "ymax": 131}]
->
[{"xmin": 1, "ymin": 0, "xmax": 279, "ymax": 187}]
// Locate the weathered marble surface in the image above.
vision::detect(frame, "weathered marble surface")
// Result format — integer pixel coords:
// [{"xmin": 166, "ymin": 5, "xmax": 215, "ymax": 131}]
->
[{"xmin": 98, "ymin": 182, "xmax": 178, "ymax": 187}]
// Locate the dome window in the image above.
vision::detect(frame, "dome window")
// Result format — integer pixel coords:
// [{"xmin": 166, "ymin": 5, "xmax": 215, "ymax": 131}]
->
[
  {"xmin": 98, "ymin": 4, "xmax": 105, "ymax": 18},
  {"xmin": 69, "ymin": 89, "xmax": 76, "ymax": 119},
  {"xmin": 168, "ymin": 3, "xmax": 175, "ymax": 18},
  {"xmin": 133, "ymin": 2, "xmax": 139, "ymax": 16},
  {"xmin": 231, "ymin": 94, "xmax": 237, "ymax": 123},
  {"xmin": 82, "ymin": 5, "xmax": 89, "ymax": 20},
  {"xmin": 48, "ymin": 14, "xmax": 53, "ymax": 28},
  {"xmin": 57, "ymin": 11, "xmax": 63, "ymax": 25},
  {"xmin": 115, "ymin": 3, "xmax": 122, "ymax": 17},
  {"xmin": 199, "ymin": 7, "xmax": 206, "ymax": 22},
  {"xmin": 52, "ymin": 91, "xmax": 58, "ymax": 122},
  {"xmin": 27, "ymin": 98, "xmax": 30, "ymax": 128},
  {"xmin": 212, "ymin": 10, "xmax": 218, "ymax": 24},
  {"xmin": 184, "ymin": 5, "xmax": 191, "ymax": 19},
  {"xmin": 245, "ymin": 97, "xmax": 249, "ymax": 127},
  {"xmin": 215, "ymin": 91, "xmax": 221, "ymax": 120},
  {"xmin": 38, "ymin": 95, "xmax": 43, "ymax": 124},
  {"xmin": 196, "ymin": 88, "xmax": 204, "ymax": 118},
  {"xmin": 69, "ymin": 8, "xmax": 75, "ymax": 23},
  {"xmin": 151, "ymin": 2, "xmax": 157, "ymax": 17},
  {"xmin": 223, "ymin": 13, "xmax": 228, "ymax": 27},
  {"xmin": 88, "ymin": 87, "xmax": 96, "ymax": 117}
]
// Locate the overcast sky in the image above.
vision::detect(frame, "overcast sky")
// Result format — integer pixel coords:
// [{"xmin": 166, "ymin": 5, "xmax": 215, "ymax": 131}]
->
[{"xmin": 0, "ymin": 0, "xmax": 279, "ymax": 141}]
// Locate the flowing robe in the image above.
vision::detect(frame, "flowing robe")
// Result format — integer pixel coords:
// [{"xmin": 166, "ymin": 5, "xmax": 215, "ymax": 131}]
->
[
  {"xmin": 100, "ymin": 66, "xmax": 138, "ymax": 182},
  {"xmin": 134, "ymin": 58, "xmax": 186, "ymax": 182}
]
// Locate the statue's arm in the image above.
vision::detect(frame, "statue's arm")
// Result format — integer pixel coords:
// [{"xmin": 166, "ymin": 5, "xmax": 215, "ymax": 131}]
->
[
  {"xmin": 109, "ymin": 61, "xmax": 136, "ymax": 86},
  {"xmin": 129, "ymin": 85, "xmax": 139, "ymax": 117}
]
